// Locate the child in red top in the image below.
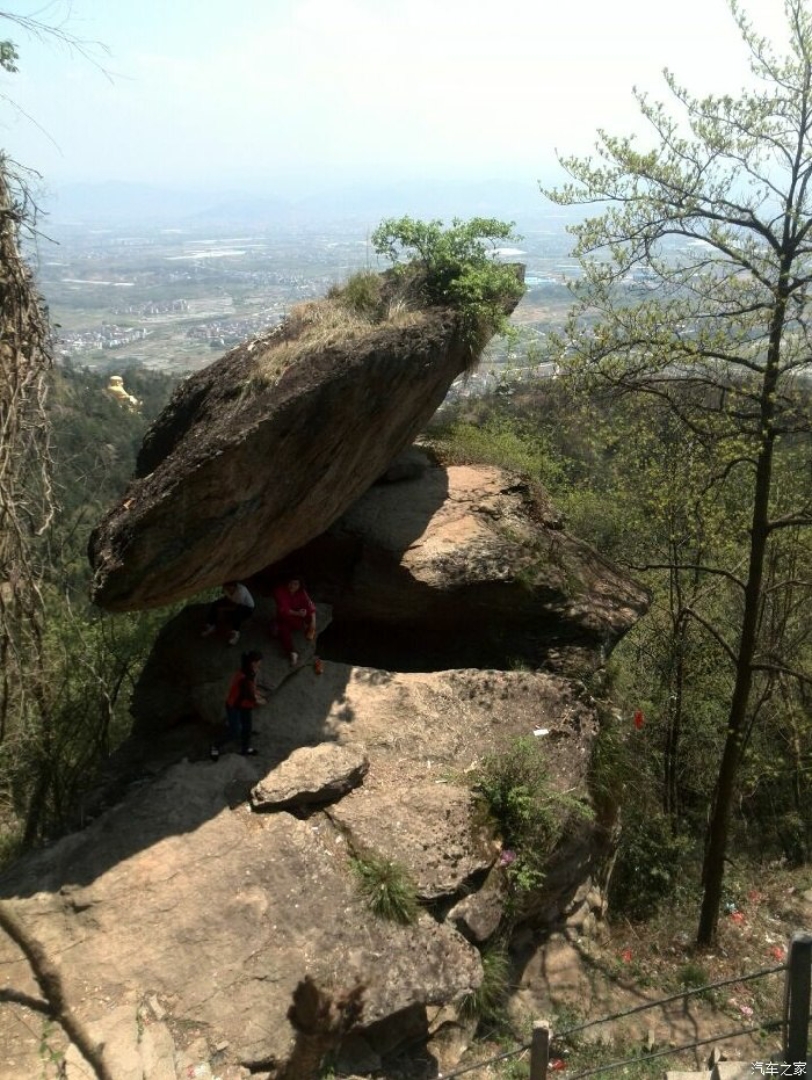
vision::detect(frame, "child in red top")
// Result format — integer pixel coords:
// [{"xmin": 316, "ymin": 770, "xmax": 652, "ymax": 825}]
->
[
  {"xmin": 272, "ymin": 577, "xmax": 316, "ymax": 665},
  {"xmin": 210, "ymin": 650, "xmax": 266, "ymax": 760}
]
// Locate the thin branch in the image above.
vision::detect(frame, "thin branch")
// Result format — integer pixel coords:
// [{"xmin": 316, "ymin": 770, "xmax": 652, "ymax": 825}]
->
[
  {"xmin": 682, "ymin": 607, "xmax": 739, "ymax": 666},
  {"xmin": 750, "ymin": 662, "xmax": 812, "ymax": 688},
  {"xmin": 627, "ymin": 561, "xmax": 747, "ymax": 591},
  {"xmin": 0, "ymin": 901, "xmax": 114, "ymax": 1080}
]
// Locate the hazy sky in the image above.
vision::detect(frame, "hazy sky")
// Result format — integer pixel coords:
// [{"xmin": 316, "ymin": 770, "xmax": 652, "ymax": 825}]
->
[{"xmin": 0, "ymin": 0, "xmax": 794, "ymax": 197}]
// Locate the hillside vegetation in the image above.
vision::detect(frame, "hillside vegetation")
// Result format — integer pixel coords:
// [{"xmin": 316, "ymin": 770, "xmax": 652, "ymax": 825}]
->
[
  {"xmin": 426, "ymin": 378, "xmax": 812, "ymax": 922},
  {"xmin": 0, "ymin": 363, "xmax": 177, "ymax": 856}
]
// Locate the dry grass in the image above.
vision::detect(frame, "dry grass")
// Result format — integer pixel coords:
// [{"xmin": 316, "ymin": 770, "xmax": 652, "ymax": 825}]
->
[{"xmin": 251, "ymin": 289, "xmax": 425, "ymax": 389}]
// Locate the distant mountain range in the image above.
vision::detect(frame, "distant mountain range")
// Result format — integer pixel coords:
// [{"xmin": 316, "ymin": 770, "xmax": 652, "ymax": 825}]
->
[{"xmin": 43, "ymin": 178, "xmax": 580, "ymax": 230}]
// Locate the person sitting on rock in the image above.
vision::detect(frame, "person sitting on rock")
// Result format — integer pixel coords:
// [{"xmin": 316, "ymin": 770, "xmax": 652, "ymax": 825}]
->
[
  {"xmin": 210, "ymin": 650, "xmax": 266, "ymax": 760},
  {"xmin": 272, "ymin": 576, "xmax": 316, "ymax": 665},
  {"xmin": 201, "ymin": 580, "xmax": 255, "ymax": 646}
]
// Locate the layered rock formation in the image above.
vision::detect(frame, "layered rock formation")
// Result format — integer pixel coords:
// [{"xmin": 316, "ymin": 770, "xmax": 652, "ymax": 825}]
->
[
  {"xmin": 1, "ymin": 456, "xmax": 647, "ymax": 1079},
  {"xmin": 265, "ymin": 449, "xmax": 650, "ymax": 673},
  {"xmin": 0, "ymin": 269, "xmax": 654, "ymax": 1078},
  {"xmin": 88, "ymin": 277, "xmax": 521, "ymax": 612}
]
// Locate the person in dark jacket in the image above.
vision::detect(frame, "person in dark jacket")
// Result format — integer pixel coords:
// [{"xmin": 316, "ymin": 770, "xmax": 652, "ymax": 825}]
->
[{"xmin": 201, "ymin": 581, "xmax": 255, "ymax": 646}]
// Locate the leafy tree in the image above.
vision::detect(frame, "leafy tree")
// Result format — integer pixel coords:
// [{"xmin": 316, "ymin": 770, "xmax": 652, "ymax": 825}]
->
[
  {"xmin": 547, "ymin": 0, "xmax": 812, "ymax": 943},
  {"xmin": 371, "ymin": 216, "xmax": 525, "ymax": 349}
]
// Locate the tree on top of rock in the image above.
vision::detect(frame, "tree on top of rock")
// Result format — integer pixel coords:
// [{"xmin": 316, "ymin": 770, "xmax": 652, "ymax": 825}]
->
[
  {"xmin": 372, "ymin": 216, "xmax": 526, "ymax": 353},
  {"xmin": 547, "ymin": 0, "xmax": 812, "ymax": 945}
]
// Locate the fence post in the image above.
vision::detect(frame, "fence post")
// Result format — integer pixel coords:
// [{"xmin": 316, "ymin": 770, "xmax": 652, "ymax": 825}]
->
[
  {"xmin": 783, "ymin": 932, "xmax": 812, "ymax": 1064},
  {"xmin": 530, "ymin": 1019, "xmax": 551, "ymax": 1080}
]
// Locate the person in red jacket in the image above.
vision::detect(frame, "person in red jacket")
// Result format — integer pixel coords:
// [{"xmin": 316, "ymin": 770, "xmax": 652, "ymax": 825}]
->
[
  {"xmin": 210, "ymin": 650, "xmax": 266, "ymax": 760},
  {"xmin": 272, "ymin": 577, "xmax": 316, "ymax": 665}
]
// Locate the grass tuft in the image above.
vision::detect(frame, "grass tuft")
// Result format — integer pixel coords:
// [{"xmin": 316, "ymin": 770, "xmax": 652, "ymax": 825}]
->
[
  {"xmin": 460, "ymin": 944, "xmax": 511, "ymax": 1023},
  {"xmin": 252, "ymin": 286, "xmax": 422, "ymax": 388},
  {"xmin": 351, "ymin": 853, "xmax": 419, "ymax": 924}
]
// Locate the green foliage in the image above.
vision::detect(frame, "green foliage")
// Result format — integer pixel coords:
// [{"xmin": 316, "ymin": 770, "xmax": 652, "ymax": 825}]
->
[
  {"xmin": 547, "ymin": 0, "xmax": 812, "ymax": 943},
  {"xmin": 371, "ymin": 215, "xmax": 525, "ymax": 350},
  {"xmin": 0, "ymin": 824, "xmax": 23, "ymax": 871},
  {"xmin": 0, "ymin": 362, "xmax": 180, "ymax": 851},
  {"xmin": 460, "ymin": 944, "xmax": 511, "ymax": 1024},
  {"xmin": 430, "ymin": 372, "xmax": 812, "ymax": 894},
  {"xmin": 38, "ymin": 1019, "xmax": 65, "ymax": 1076},
  {"xmin": 678, "ymin": 960, "xmax": 710, "ymax": 990},
  {"xmin": 0, "ymin": 40, "xmax": 18, "ymax": 72},
  {"xmin": 609, "ymin": 804, "xmax": 694, "ymax": 921},
  {"xmin": 351, "ymin": 853, "xmax": 419, "ymax": 924},
  {"xmin": 2, "ymin": 599, "xmax": 174, "ymax": 843},
  {"xmin": 494, "ymin": 1052, "xmax": 530, "ymax": 1079},
  {"xmin": 47, "ymin": 364, "xmax": 176, "ymax": 591},
  {"xmin": 429, "ymin": 415, "xmax": 563, "ymax": 490},
  {"xmin": 327, "ymin": 270, "xmax": 385, "ymax": 320},
  {"xmin": 476, "ymin": 736, "xmax": 592, "ymax": 895}
]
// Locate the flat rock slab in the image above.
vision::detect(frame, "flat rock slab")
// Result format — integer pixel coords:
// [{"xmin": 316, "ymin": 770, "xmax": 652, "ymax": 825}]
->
[
  {"xmin": 251, "ymin": 743, "xmax": 369, "ymax": 810},
  {"xmin": 1, "ymin": 662, "xmax": 605, "ymax": 1078}
]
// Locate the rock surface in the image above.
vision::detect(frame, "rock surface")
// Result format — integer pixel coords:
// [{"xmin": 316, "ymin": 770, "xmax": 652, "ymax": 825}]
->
[
  {"xmin": 251, "ymin": 742, "xmax": 369, "ymax": 810},
  {"xmin": 0, "ymin": 660, "xmax": 603, "ymax": 1080},
  {"xmin": 88, "ymin": 283, "xmax": 521, "ymax": 612},
  {"xmin": 129, "ymin": 598, "xmax": 331, "ymax": 734},
  {"xmin": 266, "ymin": 454, "xmax": 650, "ymax": 673}
]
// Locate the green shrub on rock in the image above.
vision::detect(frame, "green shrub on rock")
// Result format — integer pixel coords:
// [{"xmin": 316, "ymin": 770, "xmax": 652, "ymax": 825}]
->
[
  {"xmin": 476, "ymin": 736, "xmax": 592, "ymax": 896},
  {"xmin": 371, "ymin": 216, "xmax": 525, "ymax": 351}
]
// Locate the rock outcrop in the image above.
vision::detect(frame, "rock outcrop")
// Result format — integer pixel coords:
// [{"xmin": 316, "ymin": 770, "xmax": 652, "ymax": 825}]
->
[
  {"xmin": 1, "ymin": 249, "xmax": 657, "ymax": 1077},
  {"xmin": 0, "ymin": 456, "xmax": 646, "ymax": 1079},
  {"xmin": 0, "ymin": 662, "xmax": 602, "ymax": 1080},
  {"xmin": 264, "ymin": 451, "xmax": 650, "ymax": 673},
  {"xmin": 129, "ymin": 460, "xmax": 647, "ymax": 739},
  {"xmin": 88, "ymin": 278, "xmax": 522, "ymax": 612}
]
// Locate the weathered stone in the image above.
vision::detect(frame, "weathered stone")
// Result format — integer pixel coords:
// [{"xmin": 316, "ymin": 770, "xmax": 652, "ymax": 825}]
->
[
  {"xmin": 329, "ymin": 782, "xmax": 494, "ymax": 901},
  {"xmin": 272, "ymin": 460, "xmax": 650, "ymax": 673},
  {"xmin": 565, "ymin": 898, "xmax": 591, "ymax": 929},
  {"xmin": 1, "ymin": 423, "xmax": 651, "ymax": 1079},
  {"xmin": 448, "ymin": 869, "xmax": 505, "ymax": 943},
  {"xmin": 377, "ymin": 445, "xmax": 431, "ymax": 484},
  {"xmin": 0, "ymin": 657, "xmax": 611, "ymax": 1078},
  {"xmin": 137, "ymin": 1022, "xmax": 178, "ymax": 1080},
  {"xmin": 0, "ymin": 754, "xmax": 481, "ymax": 1078},
  {"xmin": 334, "ymin": 1032, "xmax": 382, "ymax": 1076},
  {"xmin": 251, "ymin": 743, "xmax": 369, "ymax": 810},
  {"xmin": 88, "ymin": 279, "xmax": 522, "ymax": 612},
  {"xmin": 425, "ymin": 1004, "xmax": 477, "ymax": 1077},
  {"xmin": 581, "ymin": 911, "xmax": 597, "ymax": 937},
  {"xmin": 63, "ymin": 1004, "xmax": 143, "ymax": 1080}
]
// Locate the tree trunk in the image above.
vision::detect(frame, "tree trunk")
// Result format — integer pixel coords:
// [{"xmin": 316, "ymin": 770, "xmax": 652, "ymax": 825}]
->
[{"xmin": 697, "ymin": 301, "xmax": 784, "ymax": 945}]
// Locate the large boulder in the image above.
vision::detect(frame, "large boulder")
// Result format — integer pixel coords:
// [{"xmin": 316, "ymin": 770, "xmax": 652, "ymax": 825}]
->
[
  {"xmin": 264, "ymin": 454, "xmax": 650, "ymax": 673},
  {"xmin": 88, "ymin": 279, "xmax": 522, "ymax": 612},
  {"xmin": 0, "ymin": 662, "xmax": 603, "ymax": 1080}
]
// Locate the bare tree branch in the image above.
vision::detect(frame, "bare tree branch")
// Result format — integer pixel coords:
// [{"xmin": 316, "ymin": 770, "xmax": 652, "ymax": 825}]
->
[{"xmin": 0, "ymin": 900, "xmax": 114, "ymax": 1080}]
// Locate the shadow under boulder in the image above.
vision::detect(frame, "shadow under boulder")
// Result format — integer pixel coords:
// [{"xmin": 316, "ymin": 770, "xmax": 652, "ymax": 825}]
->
[{"xmin": 261, "ymin": 453, "xmax": 650, "ymax": 675}]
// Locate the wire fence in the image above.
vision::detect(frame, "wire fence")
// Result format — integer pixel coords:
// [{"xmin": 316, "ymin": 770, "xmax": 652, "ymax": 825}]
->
[{"xmin": 434, "ymin": 945, "xmax": 803, "ymax": 1080}]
